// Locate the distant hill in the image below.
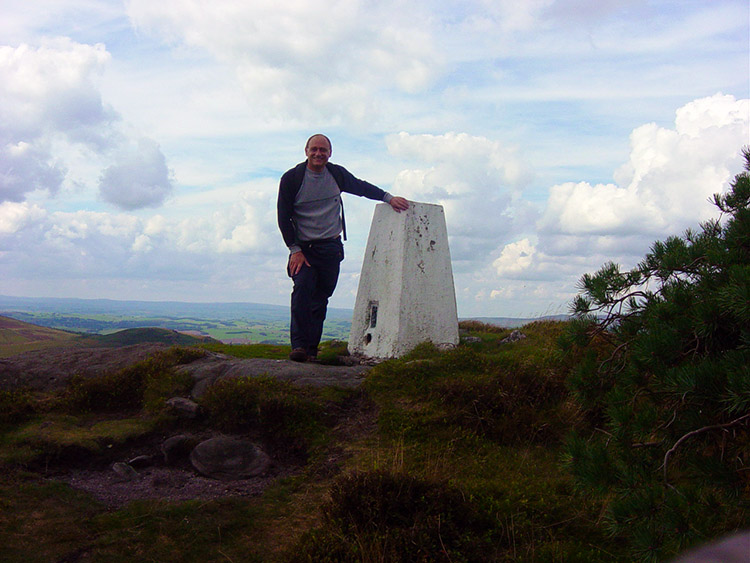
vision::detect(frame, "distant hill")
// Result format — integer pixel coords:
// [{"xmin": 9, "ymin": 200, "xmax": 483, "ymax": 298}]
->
[
  {"xmin": 89, "ymin": 328, "xmax": 219, "ymax": 347},
  {"xmin": 0, "ymin": 295, "xmax": 352, "ymax": 322},
  {"xmin": 0, "ymin": 315, "xmax": 219, "ymax": 358},
  {"xmin": 0, "ymin": 315, "xmax": 83, "ymax": 357},
  {"xmin": 464, "ymin": 315, "xmax": 569, "ymax": 328}
]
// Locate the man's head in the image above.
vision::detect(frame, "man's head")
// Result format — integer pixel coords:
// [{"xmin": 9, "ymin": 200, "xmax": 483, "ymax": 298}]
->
[{"xmin": 305, "ymin": 134, "xmax": 332, "ymax": 172}]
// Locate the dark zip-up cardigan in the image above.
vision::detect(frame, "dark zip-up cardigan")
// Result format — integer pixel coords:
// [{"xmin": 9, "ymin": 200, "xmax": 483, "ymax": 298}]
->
[{"xmin": 277, "ymin": 161, "xmax": 390, "ymax": 250}]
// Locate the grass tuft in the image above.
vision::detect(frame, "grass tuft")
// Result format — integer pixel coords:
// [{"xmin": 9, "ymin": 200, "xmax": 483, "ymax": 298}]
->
[
  {"xmin": 290, "ymin": 470, "xmax": 497, "ymax": 562},
  {"xmin": 199, "ymin": 376, "xmax": 336, "ymax": 460},
  {"xmin": 60, "ymin": 347, "xmax": 204, "ymax": 414},
  {"xmin": 0, "ymin": 389, "xmax": 36, "ymax": 425}
]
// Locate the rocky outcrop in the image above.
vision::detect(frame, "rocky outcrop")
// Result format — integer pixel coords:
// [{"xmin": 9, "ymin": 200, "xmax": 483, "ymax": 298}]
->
[
  {"xmin": 166, "ymin": 397, "xmax": 201, "ymax": 418},
  {"xmin": 500, "ymin": 330, "xmax": 526, "ymax": 344},
  {"xmin": 0, "ymin": 346, "xmax": 371, "ymax": 396},
  {"xmin": 176, "ymin": 353, "xmax": 370, "ymax": 398}
]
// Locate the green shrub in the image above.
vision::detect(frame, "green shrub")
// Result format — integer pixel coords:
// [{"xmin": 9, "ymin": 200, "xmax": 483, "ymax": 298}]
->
[
  {"xmin": 200, "ymin": 342, "xmax": 289, "ymax": 359},
  {"xmin": 290, "ymin": 470, "xmax": 497, "ymax": 562},
  {"xmin": 199, "ymin": 376, "xmax": 326, "ymax": 457},
  {"xmin": 367, "ymin": 345, "xmax": 578, "ymax": 446},
  {"xmin": 142, "ymin": 370, "xmax": 195, "ymax": 412},
  {"xmin": 0, "ymin": 389, "xmax": 35, "ymax": 425},
  {"xmin": 435, "ymin": 358, "xmax": 572, "ymax": 445},
  {"xmin": 316, "ymin": 340, "xmax": 349, "ymax": 365},
  {"xmin": 62, "ymin": 347, "xmax": 205, "ymax": 413},
  {"xmin": 63, "ymin": 367, "xmax": 146, "ymax": 413}
]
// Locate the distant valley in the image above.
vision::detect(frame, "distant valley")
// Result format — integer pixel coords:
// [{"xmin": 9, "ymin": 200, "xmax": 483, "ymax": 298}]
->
[
  {"xmin": 0, "ymin": 295, "xmax": 566, "ymax": 347},
  {"xmin": 0, "ymin": 295, "xmax": 351, "ymax": 345}
]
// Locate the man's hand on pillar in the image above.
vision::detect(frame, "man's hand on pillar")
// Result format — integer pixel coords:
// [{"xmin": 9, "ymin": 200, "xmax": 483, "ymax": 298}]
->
[{"xmin": 389, "ymin": 197, "xmax": 410, "ymax": 213}]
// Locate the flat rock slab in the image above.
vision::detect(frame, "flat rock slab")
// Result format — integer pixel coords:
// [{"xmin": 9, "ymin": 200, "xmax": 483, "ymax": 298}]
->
[
  {"xmin": 0, "ymin": 346, "xmax": 371, "ymax": 395},
  {"xmin": 177, "ymin": 354, "xmax": 371, "ymax": 398}
]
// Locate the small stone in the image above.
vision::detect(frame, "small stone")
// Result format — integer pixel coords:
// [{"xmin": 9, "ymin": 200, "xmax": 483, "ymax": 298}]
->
[
  {"xmin": 112, "ymin": 462, "xmax": 138, "ymax": 481},
  {"xmin": 166, "ymin": 397, "xmax": 201, "ymax": 418}
]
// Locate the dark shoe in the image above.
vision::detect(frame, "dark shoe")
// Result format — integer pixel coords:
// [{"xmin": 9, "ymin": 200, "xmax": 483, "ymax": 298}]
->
[{"xmin": 289, "ymin": 348, "xmax": 308, "ymax": 362}]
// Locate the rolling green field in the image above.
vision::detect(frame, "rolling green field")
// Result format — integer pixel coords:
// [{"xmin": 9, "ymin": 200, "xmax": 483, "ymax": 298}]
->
[
  {"xmin": 0, "ymin": 296, "xmax": 557, "ymax": 346},
  {"xmin": 0, "ymin": 311, "xmax": 351, "ymax": 345}
]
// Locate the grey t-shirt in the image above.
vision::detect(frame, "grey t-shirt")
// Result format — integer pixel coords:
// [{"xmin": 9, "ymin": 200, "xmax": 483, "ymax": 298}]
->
[{"xmin": 292, "ymin": 168, "xmax": 343, "ymax": 248}]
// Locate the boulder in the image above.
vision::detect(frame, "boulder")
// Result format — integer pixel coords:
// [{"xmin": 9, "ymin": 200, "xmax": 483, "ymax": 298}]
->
[
  {"xmin": 500, "ymin": 330, "xmax": 526, "ymax": 344},
  {"xmin": 189, "ymin": 436, "xmax": 271, "ymax": 481},
  {"xmin": 166, "ymin": 397, "xmax": 201, "ymax": 418},
  {"xmin": 161, "ymin": 434, "xmax": 195, "ymax": 465}
]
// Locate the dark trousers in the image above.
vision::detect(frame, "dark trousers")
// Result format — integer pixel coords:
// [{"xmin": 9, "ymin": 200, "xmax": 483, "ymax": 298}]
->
[{"xmin": 289, "ymin": 239, "xmax": 344, "ymax": 353}]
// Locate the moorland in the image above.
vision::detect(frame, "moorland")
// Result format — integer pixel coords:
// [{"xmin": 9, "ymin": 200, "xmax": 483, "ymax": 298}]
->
[
  {"xmin": 0, "ymin": 311, "xmax": 746, "ymax": 562},
  {"xmin": 0, "ymin": 315, "xmax": 626, "ymax": 562}
]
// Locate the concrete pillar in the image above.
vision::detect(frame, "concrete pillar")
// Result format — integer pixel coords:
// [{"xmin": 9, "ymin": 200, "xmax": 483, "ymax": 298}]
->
[{"xmin": 348, "ymin": 201, "xmax": 459, "ymax": 359}]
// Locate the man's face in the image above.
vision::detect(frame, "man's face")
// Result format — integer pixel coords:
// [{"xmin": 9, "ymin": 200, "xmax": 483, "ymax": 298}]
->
[{"xmin": 305, "ymin": 136, "xmax": 331, "ymax": 172}]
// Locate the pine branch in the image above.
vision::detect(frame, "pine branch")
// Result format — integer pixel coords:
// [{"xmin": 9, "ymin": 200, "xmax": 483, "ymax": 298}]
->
[
  {"xmin": 662, "ymin": 412, "xmax": 750, "ymax": 486},
  {"xmin": 597, "ymin": 339, "xmax": 633, "ymax": 375}
]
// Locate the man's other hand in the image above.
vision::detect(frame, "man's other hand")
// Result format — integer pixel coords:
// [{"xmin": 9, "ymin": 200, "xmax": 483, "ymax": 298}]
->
[
  {"xmin": 389, "ymin": 196, "xmax": 410, "ymax": 213},
  {"xmin": 288, "ymin": 251, "xmax": 310, "ymax": 276}
]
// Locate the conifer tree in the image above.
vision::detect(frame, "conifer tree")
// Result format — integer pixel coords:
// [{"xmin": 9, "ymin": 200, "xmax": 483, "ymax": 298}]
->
[{"xmin": 563, "ymin": 148, "xmax": 750, "ymax": 561}]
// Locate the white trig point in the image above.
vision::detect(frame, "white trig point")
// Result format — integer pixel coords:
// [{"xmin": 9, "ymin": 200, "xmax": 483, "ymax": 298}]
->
[{"xmin": 348, "ymin": 201, "xmax": 459, "ymax": 359}]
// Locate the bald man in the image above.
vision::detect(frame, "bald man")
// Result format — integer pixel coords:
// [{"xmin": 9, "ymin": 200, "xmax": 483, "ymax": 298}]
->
[{"xmin": 277, "ymin": 134, "xmax": 409, "ymax": 362}]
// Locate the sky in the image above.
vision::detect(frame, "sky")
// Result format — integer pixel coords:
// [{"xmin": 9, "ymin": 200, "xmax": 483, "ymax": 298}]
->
[{"xmin": 1, "ymin": 0, "xmax": 748, "ymax": 318}]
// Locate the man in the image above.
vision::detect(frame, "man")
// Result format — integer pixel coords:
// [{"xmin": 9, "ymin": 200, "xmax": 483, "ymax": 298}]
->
[{"xmin": 277, "ymin": 134, "xmax": 409, "ymax": 362}]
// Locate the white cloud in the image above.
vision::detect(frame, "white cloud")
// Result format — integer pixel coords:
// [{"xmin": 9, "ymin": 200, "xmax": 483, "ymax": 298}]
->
[
  {"xmin": 0, "ymin": 40, "xmax": 175, "ymax": 211},
  {"xmin": 126, "ymin": 0, "xmax": 442, "ymax": 122},
  {"xmin": 0, "ymin": 139, "xmax": 65, "ymax": 202},
  {"xmin": 386, "ymin": 131, "xmax": 533, "ymax": 265},
  {"xmin": 492, "ymin": 93, "xmax": 749, "ymax": 306},
  {"xmin": 0, "ymin": 40, "xmax": 115, "ymax": 143},
  {"xmin": 539, "ymin": 94, "xmax": 748, "ymax": 238},
  {"xmin": 492, "ymin": 238, "xmax": 535, "ymax": 276},
  {"xmin": 0, "ymin": 201, "xmax": 46, "ymax": 234},
  {"xmin": 1, "ymin": 0, "xmax": 747, "ymax": 318},
  {"xmin": 98, "ymin": 138, "xmax": 174, "ymax": 210},
  {"xmin": 0, "ymin": 40, "xmax": 112, "ymax": 202}
]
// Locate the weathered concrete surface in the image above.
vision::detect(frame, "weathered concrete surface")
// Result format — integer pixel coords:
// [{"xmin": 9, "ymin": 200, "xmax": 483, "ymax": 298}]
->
[
  {"xmin": 176, "ymin": 353, "xmax": 371, "ymax": 398},
  {"xmin": 349, "ymin": 201, "xmax": 459, "ymax": 359}
]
